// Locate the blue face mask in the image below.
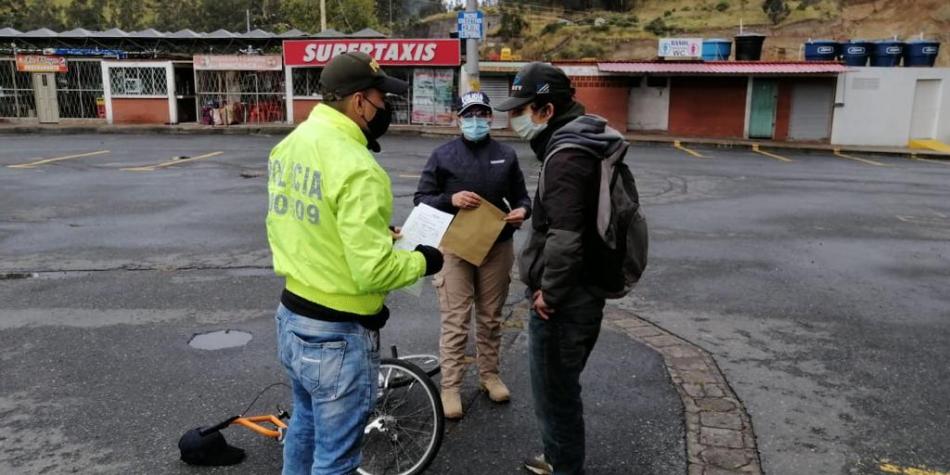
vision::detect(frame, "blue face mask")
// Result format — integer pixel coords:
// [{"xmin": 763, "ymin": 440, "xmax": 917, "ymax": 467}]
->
[{"xmin": 460, "ymin": 117, "xmax": 490, "ymax": 141}]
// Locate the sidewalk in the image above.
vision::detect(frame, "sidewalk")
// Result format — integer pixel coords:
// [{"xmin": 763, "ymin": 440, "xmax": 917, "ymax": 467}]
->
[{"xmin": 2, "ymin": 120, "xmax": 946, "ymax": 159}]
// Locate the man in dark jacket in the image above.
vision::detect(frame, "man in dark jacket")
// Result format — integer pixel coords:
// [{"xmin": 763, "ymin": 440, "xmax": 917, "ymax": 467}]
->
[
  {"xmin": 414, "ymin": 91, "xmax": 532, "ymax": 419},
  {"xmin": 495, "ymin": 62, "xmax": 626, "ymax": 475}
]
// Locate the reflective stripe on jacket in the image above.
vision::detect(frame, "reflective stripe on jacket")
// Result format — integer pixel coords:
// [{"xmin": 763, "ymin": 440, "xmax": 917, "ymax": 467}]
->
[{"xmin": 266, "ymin": 103, "xmax": 426, "ymax": 316}]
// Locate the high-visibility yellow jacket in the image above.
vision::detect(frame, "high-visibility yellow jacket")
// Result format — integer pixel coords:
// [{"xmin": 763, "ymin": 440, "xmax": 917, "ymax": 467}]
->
[{"xmin": 266, "ymin": 103, "xmax": 425, "ymax": 316}]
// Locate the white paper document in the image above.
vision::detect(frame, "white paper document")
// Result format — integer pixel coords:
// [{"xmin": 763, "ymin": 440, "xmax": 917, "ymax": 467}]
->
[
  {"xmin": 394, "ymin": 204, "xmax": 454, "ymax": 297},
  {"xmin": 394, "ymin": 203, "xmax": 454, "ymax": 252}
]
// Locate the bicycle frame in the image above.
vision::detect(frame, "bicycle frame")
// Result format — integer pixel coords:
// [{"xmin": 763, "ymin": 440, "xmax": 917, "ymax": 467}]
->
[{"xmin": 231, "ymin": 414, "xmax": 288, "ymax": 440}]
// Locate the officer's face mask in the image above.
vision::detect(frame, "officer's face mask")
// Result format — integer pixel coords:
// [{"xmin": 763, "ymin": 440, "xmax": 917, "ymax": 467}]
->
[
  {"xmin": 357, "ymin": 92, "xmax": 392, "ymax": 152},
  {"xmin": 459, "ymin": 117, "xmax": 490, "ymax": 141},
  {"xmin": 359, "ymin": 94, "xmax": 392, "ymax": 140}
]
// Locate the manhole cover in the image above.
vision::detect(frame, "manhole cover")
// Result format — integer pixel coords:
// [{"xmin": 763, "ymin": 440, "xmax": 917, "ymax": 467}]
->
[{"xmin": 189, "ymin": 329, "xmax": 253, "ymax": 350}]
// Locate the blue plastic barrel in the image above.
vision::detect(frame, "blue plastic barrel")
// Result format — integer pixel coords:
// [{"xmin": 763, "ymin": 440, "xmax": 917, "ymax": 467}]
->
[
  {"xmin": 804, "ymin": 40, "xmax": 839, "ymax": 61},
  {"xmin": 702, "ymin": 39, "xmax": 732, "ymax": 61},
  {"xmin": 904, "ymin": 40, "xmax": 940, "ymax": 67},
  {"xmin": 870, "ymin": 40, "xmax": 904, "ymax": 67},
  {"xmin": 841, "ymin": 40, "xmax": 871, "ymax": 66}
]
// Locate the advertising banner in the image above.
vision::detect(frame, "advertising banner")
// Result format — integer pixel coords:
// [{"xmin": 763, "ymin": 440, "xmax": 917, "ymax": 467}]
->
[{"xmin": 284, "ymin": 39, "xmax": 461, "ymax": 67}]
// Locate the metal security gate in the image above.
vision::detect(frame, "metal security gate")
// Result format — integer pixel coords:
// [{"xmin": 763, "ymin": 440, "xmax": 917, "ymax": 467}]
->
[
  {"xmin": 481, "ymin": 76, "xmax": 510, "ymax": 129},
  {"xmin": 0, "ymin": 59, "xmax": 36, "ymax": 118},
  {"xmin": 57, "ymin": 60, "xmax": 104, "ymax": 119},
  {"xmin": 788, "ymin": 81, "xmax": 834, "ymax": 141},
  {"xmin": 196, "ymin": 70, "xmax": 286, "ymax": 124}
]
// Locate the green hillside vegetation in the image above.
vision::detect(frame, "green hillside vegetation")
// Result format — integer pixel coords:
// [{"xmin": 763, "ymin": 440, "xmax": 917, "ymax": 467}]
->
[{"xmin": 433, "ymin": 0, "xmax": 950, "ymax": 65}]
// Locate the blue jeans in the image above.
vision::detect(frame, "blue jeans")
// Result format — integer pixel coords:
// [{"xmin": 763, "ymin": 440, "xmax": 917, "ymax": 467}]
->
[
  {"xmin": 529, "ymin": 287, "xmax": 605, "ymax": 475},
  {"xmin": 275, "ymin": 304, "xmax": 380, "ymax": 475}
]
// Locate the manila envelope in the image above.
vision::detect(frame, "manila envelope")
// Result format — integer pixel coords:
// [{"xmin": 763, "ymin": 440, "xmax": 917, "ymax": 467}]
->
[{"xmin": 440, "ymin": 200, "xmax": 507, "ymax": 266}]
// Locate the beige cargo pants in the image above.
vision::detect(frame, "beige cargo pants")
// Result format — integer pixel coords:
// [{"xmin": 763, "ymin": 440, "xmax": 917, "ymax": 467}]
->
[{"xmin": 434, "ymin": 240, "xmax": 515, "ymax": 390}]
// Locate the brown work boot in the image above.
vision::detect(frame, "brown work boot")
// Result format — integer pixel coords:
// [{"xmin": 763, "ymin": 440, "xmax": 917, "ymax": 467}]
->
[
  {"xmin": 479, "ymin": 374, "xmax": 510, "ymax": 403},
  {"xmin": 441, "ymin": 389, "xmax": 463, "ymax": 419}
]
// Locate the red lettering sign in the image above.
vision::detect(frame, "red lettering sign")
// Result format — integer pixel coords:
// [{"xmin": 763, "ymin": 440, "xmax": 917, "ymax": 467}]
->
[{"xmin": 283, "ymin": 39, "xmax": 461, "ymax": 67}]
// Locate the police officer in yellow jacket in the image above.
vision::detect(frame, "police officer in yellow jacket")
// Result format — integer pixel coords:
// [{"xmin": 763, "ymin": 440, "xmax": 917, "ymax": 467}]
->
[{"xmin": 266, "ymin": 52, "xmax": 443, "ymax": 475}]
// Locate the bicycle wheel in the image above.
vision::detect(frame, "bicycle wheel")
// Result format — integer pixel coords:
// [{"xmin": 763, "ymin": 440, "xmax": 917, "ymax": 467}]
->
[{"xmin": 358, "ymin": 358, "xmax": 444, "ymax": 475}]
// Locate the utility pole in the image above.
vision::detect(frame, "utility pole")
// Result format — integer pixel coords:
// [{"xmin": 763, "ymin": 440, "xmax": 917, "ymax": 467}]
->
[
  {"xmin": 246, "ymin": 9, "xmax": 251, "ymax": 33},
  {"xmin": 464, "ymin": 0, "xmax": 480, "ymax": 93},
  {"xmin": 321, "ymin": 0, "xmax": 327, "ymax": 32}
]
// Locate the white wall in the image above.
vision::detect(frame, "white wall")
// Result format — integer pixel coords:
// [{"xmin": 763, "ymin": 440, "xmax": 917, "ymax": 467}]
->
[{"xmin": 831, "ymin": 67, "xmax": 950, "ymax": 147}]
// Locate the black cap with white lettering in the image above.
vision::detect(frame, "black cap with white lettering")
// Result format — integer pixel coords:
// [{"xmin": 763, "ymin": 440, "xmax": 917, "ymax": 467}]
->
[
  {"xmin": 493, "ymin": 62, "xmax": 574, "ymax": 112},
  {"xmin": 319, "ymin": 52, "xmax": 408, "ymax": 100}
]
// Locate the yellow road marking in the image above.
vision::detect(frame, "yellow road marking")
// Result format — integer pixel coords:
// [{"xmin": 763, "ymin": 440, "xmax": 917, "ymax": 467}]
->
[
  {"xmin": 673, "ymin": 141, "xmax": 705, "ymax": 158},
  {"xmin": 880, "ymin": 461, "xmax": 948, "ymax": 475},
  {"xmin": 751, "ymin": 144, "xmax": 793, "ymax": 162},
  {"xmin": 833, "ymin": 148, "xmax": 892, "ymax": 167},
  {"xmin": 8, "ymin": 150, "xmax": 111, "ymax": 169},
  {"xmin": 122, "ymin": 151, "xmax": 224, "ymax": 172}
]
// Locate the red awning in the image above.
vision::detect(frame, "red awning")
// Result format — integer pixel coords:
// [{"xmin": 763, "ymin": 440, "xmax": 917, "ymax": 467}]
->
[{"xmin": 597, "ymin": 61, "xmax": 849, "ymax": 75}]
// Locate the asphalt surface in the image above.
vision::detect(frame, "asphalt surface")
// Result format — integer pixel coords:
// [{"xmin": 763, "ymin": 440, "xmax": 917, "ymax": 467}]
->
[
  {"xmin": 2, "ymin": 132, "xmax": 949, "ymax": 474},
  {"xmin": 616, "ymin": 143, "xmax": 950, "ymax": 474},
  {"xmin": 0, "ymin": 134, "xmax": 684, "ymax": 475}
]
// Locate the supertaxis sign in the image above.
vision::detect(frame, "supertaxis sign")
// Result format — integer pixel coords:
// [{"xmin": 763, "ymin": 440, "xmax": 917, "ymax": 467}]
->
[{"xmin": 283, "ymin": 39, "xmax": 461, "ymax": 67}]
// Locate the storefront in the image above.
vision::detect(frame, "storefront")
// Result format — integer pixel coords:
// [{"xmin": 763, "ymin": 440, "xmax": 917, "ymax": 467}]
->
[
  {"xmin": 101, "ymin": 60, "xmax": 177, "ymax": 124},
  {"xmin": 282, "ymin": 38, "xmax": 461, "ymax": 125},
  {"xmin": 597, "ymin": 61, "xmax": 847, "ymax": 140},
  {"xmin": 193, "ymin": 54, "xmax": 285, "ymax": 125},
  {"xmin": 1, "ymin": 54, "xmax": 107, "ymax": 123}
]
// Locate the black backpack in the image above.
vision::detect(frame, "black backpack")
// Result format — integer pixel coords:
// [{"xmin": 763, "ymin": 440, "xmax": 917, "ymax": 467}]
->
[{"xmin": 541, "ymin": 141, "xmax": 649, "ymax": 298}]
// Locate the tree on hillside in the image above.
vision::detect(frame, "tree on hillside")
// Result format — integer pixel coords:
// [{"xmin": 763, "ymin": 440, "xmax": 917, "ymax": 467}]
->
[
  {"xmin": 762, "ymin": 0, "xmax": 790, "ymax": 24},
  {"xmin": 280, "ymin": 0, "xmax": 378, "ymax": 33},
  {"xmin": 152, "ymin": 0, "xmax": 203, "ymax": 31},
  {"xmin": 64, "ymin": 0, "xmax": 109, "ymax": 30},
  {"xmin": 19, "ymin": 0, "xmax": 65, "ymax": 30},
  {"xmin": 498, "ymin": 6, "xmax": 527, "ymax": 40},
  {"xmin": 105, "ymin": 0, "xmax": 146, "ymax": 30},
  {"xmin": 0, "ymin": 1, "xmax": 26, "ymax": 29}
]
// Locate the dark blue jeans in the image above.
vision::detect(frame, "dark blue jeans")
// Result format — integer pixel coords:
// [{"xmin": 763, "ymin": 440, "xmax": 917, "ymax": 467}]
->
[
  {"xmin": 529, "ymin": 287, "xmax": 605, "ymax": 475},
  {"xmin": 275, "ymin": 304, "xmax": 379, "ymax": 475}
]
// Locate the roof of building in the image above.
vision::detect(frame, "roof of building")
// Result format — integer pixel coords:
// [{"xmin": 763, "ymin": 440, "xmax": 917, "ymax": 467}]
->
[
  {"xmin": 277, "ymin": 29, "xmax": 308, "ymax": 38},
  {"xmin": 240, "ymin": 29, "xmax": 274, "ymax": 39},
  {"xmin": 350, "ymin": 28, "xmax": 386, "ymax": 38},
  {"xmin": 597, "ymin": 61, "xmax": 849, "ymax": 75}
]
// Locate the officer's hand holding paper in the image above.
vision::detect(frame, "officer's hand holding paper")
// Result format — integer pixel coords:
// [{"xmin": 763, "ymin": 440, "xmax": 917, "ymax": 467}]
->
[{"xmin": 395, "ymin": 204, "xmax": 454, "ymax": 296}]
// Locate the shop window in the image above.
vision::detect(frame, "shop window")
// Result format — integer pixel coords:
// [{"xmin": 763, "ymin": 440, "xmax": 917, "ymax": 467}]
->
[
  {"xmin": 196, "ymin": 70, "xmax": 286, "ymax": 124},
  {"xmin": 110, "ymin": 67, "xmax": 167, "ymax": 96},
  {"xmin": 57, "ymin": 60, "xmax": 104, "ymax": 119},
  {"xmin": 292, "ymin": 68, "xmax": 322, "ymax": 98},
  {"xmin": 0, "ymin": 59, "xmax": 36, "ymax": 118},
  {"xmin": 411, "ymin": 68, "xmax": 454, "ymax": 126}
]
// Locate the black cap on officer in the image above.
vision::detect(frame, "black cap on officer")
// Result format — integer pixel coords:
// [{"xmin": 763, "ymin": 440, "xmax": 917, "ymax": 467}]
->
[
  {"xmin": 493, "ymin": 62, "xmax": 574, "ymax": 112},
  {"xmin": 319, "ymin": 52, "xmax": 408, "ymax": 100}
]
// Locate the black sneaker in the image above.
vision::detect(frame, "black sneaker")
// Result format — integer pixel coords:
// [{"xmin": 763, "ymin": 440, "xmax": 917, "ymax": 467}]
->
[{"xmin": 523, "ymin": 454, "xmax": 553, "ymax": 474}]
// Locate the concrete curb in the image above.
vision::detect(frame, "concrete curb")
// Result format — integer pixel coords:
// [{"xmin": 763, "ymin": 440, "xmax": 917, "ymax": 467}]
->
[
  {"xmin": 1, "ymin": 122, "xmax": 945, "ymax": 159},
  {"xmin": 604, "ymin": 307, "xmax": 764, "ymax": 475}
]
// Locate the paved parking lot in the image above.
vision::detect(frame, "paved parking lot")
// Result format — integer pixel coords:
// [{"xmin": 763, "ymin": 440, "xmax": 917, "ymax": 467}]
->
[{"xmin": 1, "ymin": 132, "xmax": 949, "ymax": 475}]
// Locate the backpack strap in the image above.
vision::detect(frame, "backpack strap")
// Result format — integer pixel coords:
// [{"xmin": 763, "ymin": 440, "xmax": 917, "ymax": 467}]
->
[{"xmin": 539, "ymin": 142, "xmax": 629, "ymax": 243}]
